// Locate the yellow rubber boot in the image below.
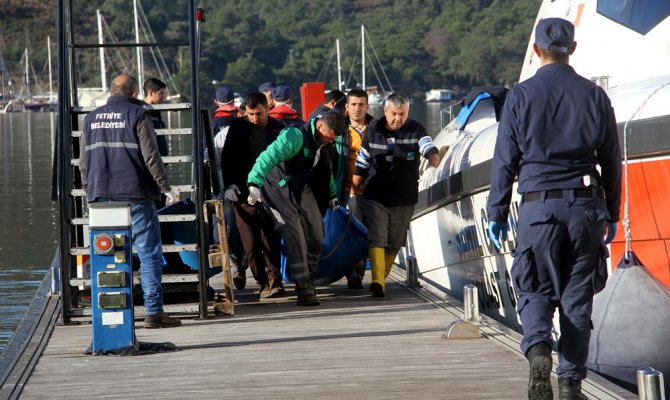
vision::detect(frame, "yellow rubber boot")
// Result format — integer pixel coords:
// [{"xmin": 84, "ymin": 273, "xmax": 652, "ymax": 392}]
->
[
  {"xmin": 384, "ymin": 254, "xmax": 396, "ymax": 278},
  {"xmin": 369, "ymin": 247, "xmax": 386, "ymax": 297}
]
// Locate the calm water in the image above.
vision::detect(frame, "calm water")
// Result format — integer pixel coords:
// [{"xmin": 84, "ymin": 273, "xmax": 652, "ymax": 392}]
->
[
  {"xmin": 0, "ymin": 102, "xmax": 449, "ymax": 355},
  {"xmin": 0, "ymin": 112, "xmax": 59, "ymax": 354}
]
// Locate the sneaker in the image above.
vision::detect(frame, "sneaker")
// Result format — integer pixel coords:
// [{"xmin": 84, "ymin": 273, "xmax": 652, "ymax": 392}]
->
[
  {"xmin": 526, "ymin": 343, "xmax": 553, "ymax": 400},
  {"xmin": 296, "ymin": 293, "xmax": 320, "ymax": 306},
  {"xmin": 259, "ymin": 284, "xmax": 272, "ymax": 298},
  {"xmin": 268, "ymin": 279, "xmax": 285, "ymax": 298},
  {"xmin": 144, "ymin": 312, "xmax": 182, "ymax": 329},
  {"xmin": 369, "ymin": 282, "xmax": 385, "ymax": 297},
  {"xmin": 233, "ymin": 269, "xmax": 247, "ymax": 290},
  {"xmin": 558, "ymin": 378, "xmax": 587, "ymax": 400}
]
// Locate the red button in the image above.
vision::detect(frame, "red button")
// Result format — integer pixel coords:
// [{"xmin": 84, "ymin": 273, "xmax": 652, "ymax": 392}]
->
[{"xmin": 95, "ymin": 235, "xmax": 112, "ymax": 252}]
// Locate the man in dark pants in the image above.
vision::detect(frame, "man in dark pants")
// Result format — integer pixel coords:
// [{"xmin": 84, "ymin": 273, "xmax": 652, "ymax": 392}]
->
[
  {"xmin": 222, "ymin": 93, "xmax": 285, "ymax": 298},
  {"xmin": 81, "ymin": 74, "xmax": 182, "ymax": 329},
  {"xmin": 247, "ymin": 112, "xmax": 344, "ymax": 306},
  {"xmin": 486, "ymin": 18, "xmax": 621, "ymax": 400}
]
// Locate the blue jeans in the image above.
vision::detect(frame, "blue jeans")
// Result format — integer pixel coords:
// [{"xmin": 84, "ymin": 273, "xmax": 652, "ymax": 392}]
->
[
  {"xmin": 130, "ymin": 200, "xmax": 164, "ymax": 316},
  {"xmin": 96, "ymin": 198, "xmax": 164, "ymax": 315}
]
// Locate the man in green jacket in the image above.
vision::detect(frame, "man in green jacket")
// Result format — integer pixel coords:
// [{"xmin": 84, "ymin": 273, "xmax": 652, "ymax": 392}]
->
[{"xmin": 247, "ymin": 112, "xmax": 345, "ymax": 306}]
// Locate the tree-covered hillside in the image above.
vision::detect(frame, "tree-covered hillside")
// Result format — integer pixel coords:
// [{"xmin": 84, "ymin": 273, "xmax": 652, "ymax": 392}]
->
[{"xmin": 0, "ymin": 0, "xmax": 541, "ymax": 101}]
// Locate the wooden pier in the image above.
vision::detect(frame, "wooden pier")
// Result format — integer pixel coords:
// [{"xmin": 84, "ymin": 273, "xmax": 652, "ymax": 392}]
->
[{"xmin": 6, "ymin": 270, "xmax": 635, "ymax": 399}]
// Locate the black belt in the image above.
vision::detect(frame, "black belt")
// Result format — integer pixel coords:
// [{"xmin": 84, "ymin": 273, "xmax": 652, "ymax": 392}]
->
[{"xmin": 523, "ymin": 188, "xmax": 604, "ymax": 203}]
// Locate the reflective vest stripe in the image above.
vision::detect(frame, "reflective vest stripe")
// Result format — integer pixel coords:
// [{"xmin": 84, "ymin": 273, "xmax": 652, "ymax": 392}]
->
[{"xmin": 85, "ymin": 141, "xmax": 141, "ymax": 151}]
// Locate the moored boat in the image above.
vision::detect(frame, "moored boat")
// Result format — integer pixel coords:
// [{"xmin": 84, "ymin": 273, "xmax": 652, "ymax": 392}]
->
[{"xmin": 409, "ymin": 0, "xmax": 670, "ymax": 392}]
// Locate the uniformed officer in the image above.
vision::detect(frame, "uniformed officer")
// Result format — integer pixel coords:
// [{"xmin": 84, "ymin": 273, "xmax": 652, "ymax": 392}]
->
[{"xmin": 486, "ymin": 18, "xmax": 621, "ymax": 400}]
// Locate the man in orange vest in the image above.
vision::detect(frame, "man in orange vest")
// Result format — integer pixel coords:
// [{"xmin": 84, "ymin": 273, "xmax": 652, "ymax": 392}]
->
[
  {"xmin": 211, "ymin": 86, "xmax": 239, "ymax": 134},
  {"xmin": 268, "ymin": 85, "xmax": 302, "ymax": 127}
]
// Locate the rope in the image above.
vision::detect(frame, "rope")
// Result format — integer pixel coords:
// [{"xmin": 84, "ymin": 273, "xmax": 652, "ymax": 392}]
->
[{"xmin": 621, "ymin": 77, "xmax": 670, "ymax": 258}]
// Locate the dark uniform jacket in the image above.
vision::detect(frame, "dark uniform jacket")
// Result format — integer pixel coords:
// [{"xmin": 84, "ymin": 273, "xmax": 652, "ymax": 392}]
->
[
  {"xmin": 81, "ymin": 95, "xmax": 171, "ymax": 202},
  {"xmin": 221, "ymin": 116, "xmax": 284, "ymax": 201},
  {"xmin": 247, "ymin": 119, "xmax": 336, "ymax": 220},
  {"xmin": 487, "ymin": 63, "xmax": 622, "ymax": 223},
  {"xmin": 211, "ymin": 104, "xmax": 239, "ymax": 134},
  {"xmin": 355, "ymin": 117, "xmax": 438, "ymax": 207}
]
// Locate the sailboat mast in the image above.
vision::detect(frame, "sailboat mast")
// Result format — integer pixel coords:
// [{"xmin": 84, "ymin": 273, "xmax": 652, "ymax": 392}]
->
[
  {"xmin": 336, "ymin": 39, "xmax": 343, "ymax": 91},
  {"xmin": 48, "ymin": 36, "xmax": 54, "ymax": 102},
  {"xmin": 361, "ymin": 25, "xmax": 365, "ymax": 91},
  {"xmin": 96, "ymin": 10, "xmax": 107, "ymax": 93},
  {"xmin": 133, "ymin": 0, "xmax": 143, "ymax": 97},
  {"xmin": 24, "ymin": 48, "xmax": 31, "ymax": 99}
]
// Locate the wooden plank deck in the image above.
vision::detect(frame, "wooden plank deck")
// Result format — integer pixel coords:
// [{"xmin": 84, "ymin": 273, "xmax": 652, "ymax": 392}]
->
[{"xmin": 17, "ymin": 270, "xmax": 635, "ymax": 399}]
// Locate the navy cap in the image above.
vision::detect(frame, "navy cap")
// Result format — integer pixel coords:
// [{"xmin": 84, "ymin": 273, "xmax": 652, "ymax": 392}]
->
[
  {"xmin": 215, "ymin": 86, "xmax": 234, "ymax": 103},
  {"xmin": 272, "ymin": 85, "xmax": 292, "ymax": 102},
  {"xmin": 258, "ymin": 81, "xmax": 277, "ymax": 93},
  {"xmin": 535, "ymin": 18, "xmax": 574, "ymax": 53}
]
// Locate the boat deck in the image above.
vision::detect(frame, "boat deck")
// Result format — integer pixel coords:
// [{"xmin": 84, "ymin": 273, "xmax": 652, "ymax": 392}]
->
[{"xmin": 13, "ymin": 270, "xmax": 635, "ymax": 399}]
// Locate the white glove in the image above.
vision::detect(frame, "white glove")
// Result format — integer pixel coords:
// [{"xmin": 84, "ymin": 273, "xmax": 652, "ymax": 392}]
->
[
  {"xmin": 247, "ymin": 186, "xmax": 262, "ymax": 205},
  {"xmin": 328, "ymin": 197, "xmax": 340, "ymax": 210},
  {"xmin": 224, "ymin": 185, "xmax": 241, "ymax": 202},
  {"xmin": 419, "ymin": 166, "xmax": 438, "ymax": 190},
  {"xmin": 164, "ymin": 188, "xmax": 180, "ymax": 205}
]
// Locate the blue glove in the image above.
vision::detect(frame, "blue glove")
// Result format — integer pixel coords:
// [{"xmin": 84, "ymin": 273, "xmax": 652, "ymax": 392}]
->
[
  {"xmin": 488, "ymin": 221, "xmax": 509, "ymax": 251},
  {"xmin": 604, "ymin": 222, "xmax": 617, "ymax": 244}
]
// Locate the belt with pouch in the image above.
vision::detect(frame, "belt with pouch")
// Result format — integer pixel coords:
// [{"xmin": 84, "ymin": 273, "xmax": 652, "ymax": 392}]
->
[{"xmin": 522, "ymin": 188, "xmax": 605, "ymax": 203}]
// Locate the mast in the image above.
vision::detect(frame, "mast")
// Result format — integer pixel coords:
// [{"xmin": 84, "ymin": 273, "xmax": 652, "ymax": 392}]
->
[
  {"xmin": 47, "ymin": 36, "xmax": 54, "ymax": 102},
  {"xmin": 361, "ymin": 25, "xmax": 365, "ymax": 90},
  {"xmin": 336, "ymin": 39, "xmax": 342, "ymax": 91},
  {"xmin": 96, "ymin": 10, "xmax": 107, "ymax": 93},
  {"xmin": 133, "ymin": 0, "xmax": 143, "ymax": 97},
  {"xmin": 24, "ymin": 48, "xmax": 31, "ymax": 100}
]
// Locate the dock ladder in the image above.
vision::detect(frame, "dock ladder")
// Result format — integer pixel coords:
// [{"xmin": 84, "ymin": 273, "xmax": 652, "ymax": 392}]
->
[{"xmin": 55, "ymin": 0, "xmax": 228, "ymax": 324}]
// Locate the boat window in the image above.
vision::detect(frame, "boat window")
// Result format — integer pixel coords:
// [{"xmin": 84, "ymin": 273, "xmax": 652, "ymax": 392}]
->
[{"xmin": 597, "ymin": 0, "xmax": 670, "ymax": 34}]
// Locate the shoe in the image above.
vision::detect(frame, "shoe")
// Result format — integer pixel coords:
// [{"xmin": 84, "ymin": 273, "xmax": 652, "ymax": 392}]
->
[
  {"xmin": 144, "ymin": 312, "xmax": 182, "ymax": 329},
  {"xmin": 558, "ymin": 378, "xmax": 587, "ymax": 400},
  {"xmin": 268, "ymin": 279, "xmax": 285, "ymax": 298},
  {"xmin": 347, "ymin": 273, "xmax": 363, "ymax": 289},
  {"xmin": 296, "ymin": 294, "xmax": 320, "ymax": 306},
  {"xmin": 233, "ymin": 269, "xmax": 247, "ymax": 290},
  {"xmin": 369, "ymin": 282, "xmax": 385, "ymax": 297},
  {"xmin": 526, "ymin": 343, "xmax": 553, "ymax": 400},
  {"xmin": 259, "ymin": 284, "xmax": 272, "ymax": 298}
]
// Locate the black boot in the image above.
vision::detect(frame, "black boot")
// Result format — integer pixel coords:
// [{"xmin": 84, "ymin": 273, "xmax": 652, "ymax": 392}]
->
[
  {"xmin": 526, "ymin": 343, "xmax": 553, "ymax": 400},
  {"xmin": 558, "ymin": 378, "xmax": 587, "ymax": 400}
]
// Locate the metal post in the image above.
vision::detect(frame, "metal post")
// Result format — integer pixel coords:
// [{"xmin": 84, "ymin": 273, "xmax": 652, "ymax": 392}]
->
[
  {"xmin": 405, "ymin": 255, "xmax": 420, "ymax": 287},
  {"xmin": 463, "ymin": 284, "xmax": 479, "ymax": 322},
  {"xmin": 643, "ymin": 370, "xmax": 665, "ymax": 400},
  {"xmin": 638, "ymin": 366, "xmax": 655, "ymax": 400}
]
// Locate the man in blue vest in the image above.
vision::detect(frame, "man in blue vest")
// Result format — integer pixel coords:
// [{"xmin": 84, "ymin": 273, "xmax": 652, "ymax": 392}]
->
[
  {"xmin": 246, "ymin": 112, "xmax": 345, "ymax": 306},
  {"xmin": 486, "ymin": 18, "xmax": 621, "ymax": 400},
  {"xmin": 81, "ymin": 74, "xmax": 182, "ymax": 329},
  {"xmin": 352, "ymin": 92, "xmax": 440, "ymax": 298}
]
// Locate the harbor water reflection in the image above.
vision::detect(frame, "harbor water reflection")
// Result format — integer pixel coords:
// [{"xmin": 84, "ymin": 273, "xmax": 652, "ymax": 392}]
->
[{"xmin": 0, "ymin": 112, "xmax": 58, "ymax": 354}]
